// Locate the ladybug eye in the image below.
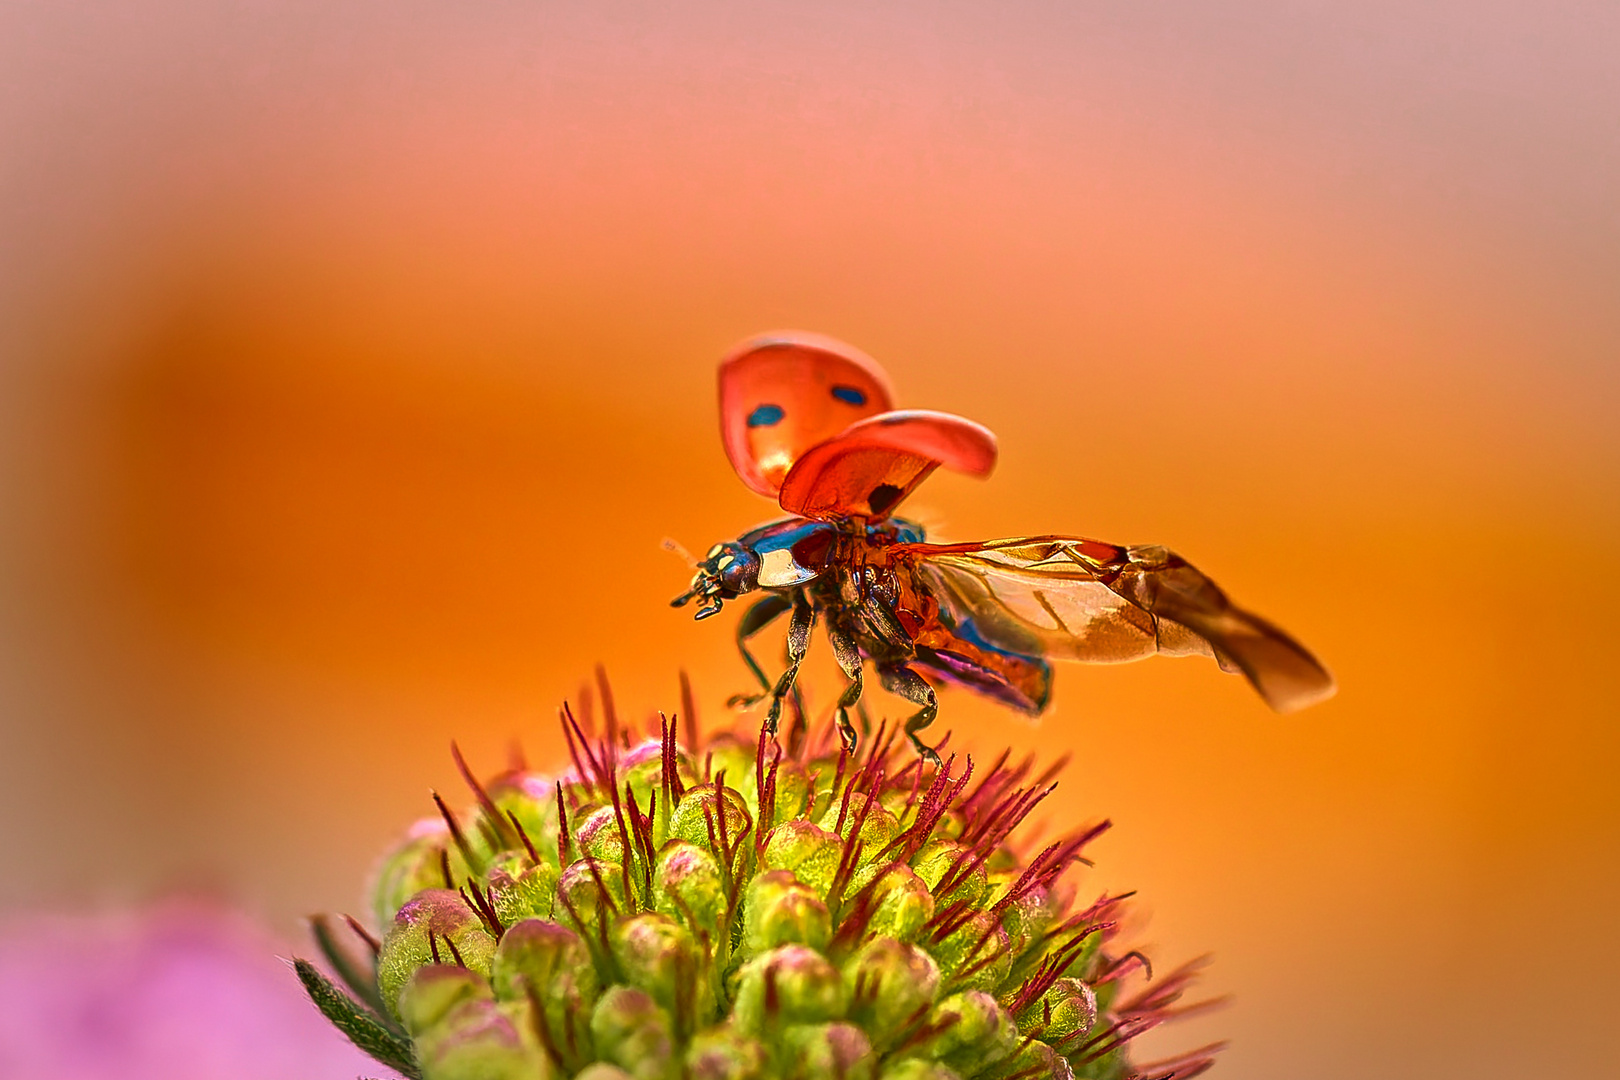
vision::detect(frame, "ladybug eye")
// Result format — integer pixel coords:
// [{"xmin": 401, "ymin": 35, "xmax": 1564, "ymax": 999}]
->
[
  {"xmin": 717, "ymin": 546, "xmax": 760, "ymax": 595},
  {"xmin": 746, "ymin": 404, "xmax": 785, "ymax": 428},
  {"xmin": 831, "ymin": 385, "xmax": 867, "ymax": 406}
]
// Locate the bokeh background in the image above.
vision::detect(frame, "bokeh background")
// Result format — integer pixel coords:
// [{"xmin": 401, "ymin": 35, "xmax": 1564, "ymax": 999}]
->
[{"xmin": 3, "ymin": 2, "xmax": 1617, "ymax": 1077}]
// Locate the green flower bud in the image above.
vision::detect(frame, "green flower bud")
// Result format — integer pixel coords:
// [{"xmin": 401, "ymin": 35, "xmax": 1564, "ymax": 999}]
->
[
  {"xmin": 490, "ymin": 919, "xmax": 597, "ymax": 1010},
  {"xmin": 612, "ymin": 913, "xmax": 712, "ymax": 1021},
  {"xmin": 652, "ymin": 841, "xmax": 726, "ymax": 935},
  {"xmin": 378, "ymin": 890, "xmax": 497, "ymax": 1020},
  {"xmin": 988, "ymin": 1039, "xmax": 1074, "ymax": 1080},
  {"xmin": 575, "ymin": 1066, "xmax": 637, "ymax": 1080},
  {"xmin": 667, "ymin": 782, "xmax": 751, "ymax": 848},
  {"xmin": 370, "ymin": 820, "xmax": 455, "ymax": 928},
  {"xmin": 1014, "ymin": 976, "xmax": 1096, "ymax": 1043},
  {"xmin": 485, "ymin": 772, "xmax": 561, "ymax": 857},
  {"xmin": 486, "ymin": 853, "xmax": 559, "ymax": 925},
  {"xmin": 742, "ymin": 869, "xmax": 832, "ymax": 955},
  {"xmin": 848, "ymin": 863, "xmax": 935, "ymax": 943},
  {"xmin": 843, "ymin": 937, "xmax": 940, "ymax": 1045},
  {"xmin": 927, "ymin": 910, "xmax": 1011, "ymax": 991},
  {"xmin": 590, "ymin": 985, "xmax": 677, "ymax": 1080},
  {"xmin": 396, "ymin": 965, "xmax": 492, "ymax": 1037},
  {"xmin": 913, "ymin": 841, "xmax": 988, "ymax": 909},
  {"xmin": 879, "ymin": 1062, "xmax": 962, "ymax": 1080},
  {"xmin": 555, "ymin": 858, "xmax": 627, "ymax": 943},
  {"xmin": 401, "ymin": 971, "xmax": 549, "ymax": 1080},
  {"xmin": 577, "ymin": 805, "xmax": 629, "ymax": 863},
  {"xmin": 684, "ymin": 1027, "xmax": 769, "ymax": 1080},
  {"xmin": 917, "ymin": 991, "xmax": 1017, "ymax": 1076},
  {"xmin": 760, "ymin": 821, "xmax": 843, "ymax": 897},
  {"xmin": 779, "ymin": 1022, "xmax": 875, "ymax": 1080},
  {"xmin": 817, "ymin": 792, "xmax": 899, "ymax": 857},
  {"xmin": 732, "ymin": 944, "xmax": 846, "ymax": 1035}
]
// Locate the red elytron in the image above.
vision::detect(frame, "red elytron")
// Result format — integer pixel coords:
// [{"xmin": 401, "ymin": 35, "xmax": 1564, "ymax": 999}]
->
[{"xmin": 673, "ymin": 332, "xmax": 1335, "ymax": 759}]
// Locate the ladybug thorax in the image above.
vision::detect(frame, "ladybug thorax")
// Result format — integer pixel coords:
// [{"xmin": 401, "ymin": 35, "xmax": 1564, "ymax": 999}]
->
[
  {"xmin": 737, "ymin": 518, "xmax": 839, "ymax": 590},
  {"xmin": 736, "ymin": 515, "xmax": 924, "ymax": 592}
]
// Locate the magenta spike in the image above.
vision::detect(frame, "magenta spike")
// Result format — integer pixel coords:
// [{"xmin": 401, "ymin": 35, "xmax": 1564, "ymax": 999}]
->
[
  {"xmin": 594, "ymin": 665, "xmax": 620, "ymax": 753},
  {"xmin": 678, "ymin": 670, "xmax": 699, "ymax": 746},
  {"xmin": 451, "ymin": 742, "xmax": 518, "ymax": 850},
  {"xmin": 506, "ymin": 810, "xmax": 541, "ymax": 866},
  {"xmin": 341, "ymin": 914, "xmax": 381, "ymax": 958},
  {"xmin": 431, "ymin": 791, "xmax": 480, "ymax": 872},
  {"xmin": 523, "ymin": 980, "xmax": 566, "ymax": 1069},
  {"xmin": 555, "ymin": 782, "xmax": 572, "ymax": 866}
]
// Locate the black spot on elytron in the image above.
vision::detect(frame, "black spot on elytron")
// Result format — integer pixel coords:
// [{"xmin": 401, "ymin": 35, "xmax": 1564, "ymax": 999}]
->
[
  {"xmin": 747, "ymin": 403, "xmax": 786, "ymax": 428},
  {"xmin": 831, "ymin": 384, "xmax": 867, "ymax": 406},
  {"xmin": 867, "ymin": 484, "xmax": 903, "ymax": 515}
]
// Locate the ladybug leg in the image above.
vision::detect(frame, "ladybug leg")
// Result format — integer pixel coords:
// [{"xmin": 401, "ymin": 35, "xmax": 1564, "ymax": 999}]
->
[
  {"xmin": 726, "ymin": 593, "xmax": 793, "ymax": 708},
  {"xmin": 826, "ymin": 617, "xmax": 865, "ymax": 754},
  {"xmin": 876, "ymin": 663, "xmax": 940, "ymax": 765},
  {"xmin": 763, "ymin": 591, "xmax": 816, "ymax": 738}
]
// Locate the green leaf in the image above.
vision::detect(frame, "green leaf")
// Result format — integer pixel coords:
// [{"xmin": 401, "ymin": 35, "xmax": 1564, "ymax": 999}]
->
[{"xmin": 295, "ymin": 958, "xmax": 422, "ymax": 1079}]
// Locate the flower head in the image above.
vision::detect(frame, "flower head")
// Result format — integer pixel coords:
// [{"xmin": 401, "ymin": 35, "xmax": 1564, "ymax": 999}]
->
[{"xmin": 302, "ymin": 689, "xmax": 1221, "ymax": 1079}]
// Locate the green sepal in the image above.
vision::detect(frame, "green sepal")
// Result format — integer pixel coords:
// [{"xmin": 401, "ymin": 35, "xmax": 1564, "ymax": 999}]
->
[{"xmin": 294, "ymin": 958, "xmax": 422, "ymax": 1079}]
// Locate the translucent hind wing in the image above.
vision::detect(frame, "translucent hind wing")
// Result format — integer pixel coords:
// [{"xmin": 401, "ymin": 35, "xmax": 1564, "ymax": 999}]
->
[{"xmin": 901, "ymin": 536, "xmax": 1336, "ymax": 712}]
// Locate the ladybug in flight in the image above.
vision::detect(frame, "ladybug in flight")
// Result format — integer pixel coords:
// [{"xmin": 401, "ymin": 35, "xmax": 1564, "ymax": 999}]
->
[{"xmin": 672, "ymin": 332, "xmax": 1335, "ymax": 760}]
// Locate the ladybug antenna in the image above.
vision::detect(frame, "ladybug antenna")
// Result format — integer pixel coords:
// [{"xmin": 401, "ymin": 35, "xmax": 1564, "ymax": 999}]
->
[{"xmin": 661, "ymin": 537, "xmax": 699, "ymax": 569}]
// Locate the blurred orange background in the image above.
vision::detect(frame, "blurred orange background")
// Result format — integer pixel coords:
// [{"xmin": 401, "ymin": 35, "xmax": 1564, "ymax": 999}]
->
[{"xmin": 2, "ymin": 3, "xmax": 1617, "ymax": 1077}]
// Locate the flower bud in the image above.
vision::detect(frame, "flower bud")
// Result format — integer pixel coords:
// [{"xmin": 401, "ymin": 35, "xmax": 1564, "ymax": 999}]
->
[
  {"xmin": 611, "ymin": 913, "xmax": 711, "ymax": 1021},
  {"xmin": 486, "ymin": 853, "xmax": 559, "ymax": 926},
  {"xmin": 370, "ymin": 819, "xmax": 455, "ymax": 928},
  {"xmin": 590, "ymin": 986, "xmax": 677, "ymax": 1080},
  {"xmin": 779, "ymin": 1022, "xmax": 875, "ymax": 1080},
  {"xmin": 913, "ymin": 841, "xmax": 988, "ymax": 909},
  {"xmin": 667, "ymin": 782, "xmax": 752, "ymax": 848},
  {"xmin": 926, "ymin": 910, "xmax": 1010, "ymax": 991},
  {"xmin": 310, "ymin": 704, "xmax": 1215, "ymax": 1080},
  {"xmin": 1014, "ymin": 977, "xmax": 1096, "ymax": 1043},
  {"xmin": 652, "ymin": 841, "xmax": 726, "ymax": 934},
  {"xmin": 400, "ymin": 970, "xmax": 550, "ymax": 1080},
  {"xmin": 554, "ymin": 858, "xmax": 627, "ymax": 942},
  {"xmin": 575, "ymin": 1066, "xmax": 637, "ymax": 1080},
  {"xmin": 990, "ymin": 1040, "xmax": 1074, "ymax": 1080},
  {"xmin": 742, "ymin": 869, "xmax": 832, "ymax": 956},
  {"xmin": 378, "ymin": 890, "xmax": 497, "ymax": 1020},
  {"xmin": 878, "ymin": 1062, "xmax": 961, "ymax": 1080},
  {"xmin": 847, "ymin": 863, "xmax": 935, "ymax": 943},
  {"xmin": 485, "ymin": 772, "xmax": 561, "ymax": 856},
  {"xmin": 396, "ymin": 965, "xmax": 492, "ymax": 1037},
  {"xmin": 917, "ymin": 991, "xmax": 1017, "ymax": 1076},
  {"xmin": 817, "ymin": 792, "xmax": 899, "ymax": 857},
  {"xmin": 489, "ymin": 919, "xmax": 597, "ymax": 1010},
  {"xmin": 684, "ymin": 1027, "xmax": 769, "ymax": 1080},
  {"xmin": 843, "ymin": 937, "xmax": 940, "ymax": 1045},
  {"xmin": 760, "ymin": 821, "xmax": 842, "ymax": 897},
  {"xmin": 732, "ymin": 944, "xmax": 846, "ymax": 1035},
  {"xmin": 576, "ymin": 806, "xmax": 629, "ymax": 863}
]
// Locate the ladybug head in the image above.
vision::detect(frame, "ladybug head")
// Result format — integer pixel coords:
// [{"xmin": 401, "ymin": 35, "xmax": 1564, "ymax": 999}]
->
[{"xmin": 670, "ymin": 541, "xmax": 761, "ymax": 619}]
